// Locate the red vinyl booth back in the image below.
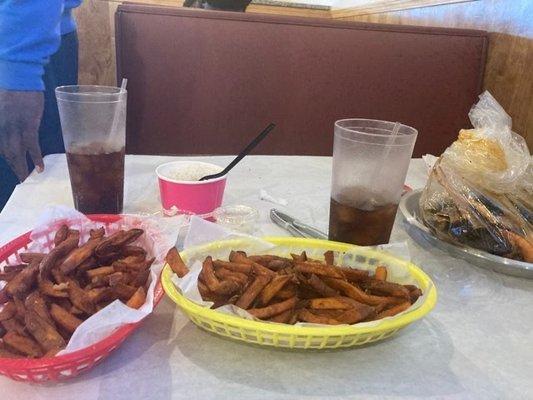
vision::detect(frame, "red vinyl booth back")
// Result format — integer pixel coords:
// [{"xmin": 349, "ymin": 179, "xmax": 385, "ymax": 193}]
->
[{"xmin": 115, "ymin": 4, "xmax": 488, "ymax": 157}]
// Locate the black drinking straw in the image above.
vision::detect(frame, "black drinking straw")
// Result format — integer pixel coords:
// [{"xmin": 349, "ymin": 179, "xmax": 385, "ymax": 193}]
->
[{"xmin": 199, "ymin": 123, "xmax": 276, "ymax": 181}]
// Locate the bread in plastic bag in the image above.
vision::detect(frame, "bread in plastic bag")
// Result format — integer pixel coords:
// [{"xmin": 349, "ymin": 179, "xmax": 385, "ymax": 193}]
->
[{"xmin": 420, "ymin": 91, "xmax": 532, "ymax": 262}]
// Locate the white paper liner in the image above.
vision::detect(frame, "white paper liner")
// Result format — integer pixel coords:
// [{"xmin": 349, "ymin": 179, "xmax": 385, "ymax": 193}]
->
[
  {"xmin": 171, "ymin": 216, "xmax": 431, "ymax": 328},
  {"xmin": 13, "ymin": 206, "xmax": 179, "ymax": 355}
]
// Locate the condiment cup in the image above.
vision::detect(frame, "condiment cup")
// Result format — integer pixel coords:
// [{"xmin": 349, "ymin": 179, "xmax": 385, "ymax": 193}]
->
[{"xmin": 156, "ymin": 161, "xmax": 227, "ymax": 215}]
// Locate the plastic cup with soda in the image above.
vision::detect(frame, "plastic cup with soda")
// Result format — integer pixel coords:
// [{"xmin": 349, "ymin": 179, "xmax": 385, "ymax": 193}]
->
[
  {"xmin": 328, "ymin": 119, "xmax": 418, "ymax": 246},
  {"xmin": 56, "ymin": 85, "xmax": 127, "ymax": 214}
]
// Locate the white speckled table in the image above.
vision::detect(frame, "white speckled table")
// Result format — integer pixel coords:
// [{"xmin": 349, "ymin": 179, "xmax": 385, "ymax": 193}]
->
[{"xmin": 0, "ymin": 154, "xmax": 531, "ymax": 399}]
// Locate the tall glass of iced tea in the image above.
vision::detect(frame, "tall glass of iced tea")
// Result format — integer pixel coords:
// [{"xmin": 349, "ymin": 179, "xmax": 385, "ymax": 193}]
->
[
  {"xmin": 329, "ymin": 119, "xmax": 417, "ymax": 246},
  {"xmin": 56, "ymin": 85, "xmax": 127, "ymax": 214}
]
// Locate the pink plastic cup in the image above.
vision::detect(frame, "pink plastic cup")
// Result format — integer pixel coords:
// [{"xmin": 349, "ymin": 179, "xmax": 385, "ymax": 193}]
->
[{"xmin": 156, "ymin": 161, "xmax": 227, "ymax": 215}]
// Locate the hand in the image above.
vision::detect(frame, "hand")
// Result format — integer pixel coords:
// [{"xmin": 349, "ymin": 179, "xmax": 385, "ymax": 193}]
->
[{"xmin": 0, "ymin": 90, "xmax": 45, "ymax": 181}]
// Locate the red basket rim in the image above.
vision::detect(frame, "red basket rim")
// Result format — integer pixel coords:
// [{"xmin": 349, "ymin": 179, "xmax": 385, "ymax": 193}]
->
[{"xmin": 0, "ymin": 214, "xmax": 165, "ymax": 369}]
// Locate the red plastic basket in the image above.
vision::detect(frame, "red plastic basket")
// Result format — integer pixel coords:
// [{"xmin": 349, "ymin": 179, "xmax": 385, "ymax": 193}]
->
[{"xmin": 0, "ymin": 215, "xmax": 164, "ymax": 382}]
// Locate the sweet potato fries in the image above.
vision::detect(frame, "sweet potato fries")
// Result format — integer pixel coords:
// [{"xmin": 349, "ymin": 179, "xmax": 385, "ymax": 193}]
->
[
  {"xmin": 0, "ymin": 225, "xmax": 152, "ymax": 358},
  {"xmin": 166, "ymin": 249, "xmax": 423, "ymax": 326}
]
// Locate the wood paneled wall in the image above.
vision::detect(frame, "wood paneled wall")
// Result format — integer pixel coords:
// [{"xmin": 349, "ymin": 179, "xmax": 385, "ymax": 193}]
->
[
  {"xmin": 331, "ymin": 0, "xmax": 478, "ymax": 17},
  {"xmin": 334, "ymin": 0, "xmax": 533, "ymax": 149},
  {"xmin": 75, "ymin": 0, "xmax": 116, "ymax": 86},
  {"xmin": 74, "ymin": 0, "xmax": 532, "ymax": 149}
]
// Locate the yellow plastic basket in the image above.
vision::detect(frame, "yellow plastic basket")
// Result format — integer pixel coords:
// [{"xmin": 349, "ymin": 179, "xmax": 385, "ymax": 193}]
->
[{"xmin": 162, "ymin": 237, "xmax": 437, "ymax": 350}]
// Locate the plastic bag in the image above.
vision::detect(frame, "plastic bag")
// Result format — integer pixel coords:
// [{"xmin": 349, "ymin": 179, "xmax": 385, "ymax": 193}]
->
[{"xmin": 420, "ymin": 91, "xmax": 532, "ymax": 262}]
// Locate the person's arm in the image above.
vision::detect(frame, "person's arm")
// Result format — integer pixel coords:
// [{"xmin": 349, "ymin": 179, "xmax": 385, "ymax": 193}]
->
[{"xmin": 0, "ymin": 0, "xmax": 63, "ymax": 181}]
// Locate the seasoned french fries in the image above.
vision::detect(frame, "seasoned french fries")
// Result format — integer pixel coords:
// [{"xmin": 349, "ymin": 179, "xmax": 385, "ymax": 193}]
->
[
  {"xmin": 308, "ymin": 297, "xmax": 353, "ymax": 310},
  {"xmin": 126, "ymin": 287, "xmax": 146, "ymax": 309},
  {"xmin": 59, "ymin": 236, "xmax": 104, "ymax": 274},
  {"xmin": 334, "ymin": 305, "xmax": 374, "ymax": 324},
  {"xmin": 405, "ymin": 285, "xmax": 423, "ymax": 303},
  {"xmin": 3, "ymin": 331, "xmax": 43, "ymax": 357},
  {"xmin": 13, "ymin": 297, "xmax": 26, "ymax": 321},
  {"xmin": 67, "ymin": 279, "xmax": 95, "ymax": 315},
  {"xmin": 0, "ymin": 302, "xmax": 16, "ymax": 321},
  {"xmin": 201, "ymin": 256, "xmax": 222, "ymax": 292},
  {"xmin": 323, "ymin": 278, "xmax": 387, "ymax": 306},
  {"xmin": 89, "ymin": 227, "xmax": 105, "ymax": 240},
  {"xmin": 229, "ymin": 251, "xmax": 274, "ymax": 276},
  {"xmin": 295, "ymin": 262, "xmax": 345, "ymax": 279},
  {"xmin": 324, "ymin": 250, "xmax": 334, "ymax": 265},
  {"xmin": 95, "ymin": 229, "xmax": 144, "ymax": 259},
  {"xmin": 305, "ymin": 274, "xmax": 339, "ymax": 297},
  {"xmin": 0, "ymin": 224, "xmax": 154, "ymax": 358},
  {"xmin": 201, "ymin": 257, "xmax": 240, "ymax": 296},
  {"xmin": 215, "ymin": 267, "xmax": 248, "ymax": 286},
  {"xmin": 0, "ymin": 342, "xmax": 24, "ymax": 358},
  {"xmin": 248, "ymin": 255, "xmax": 280, "ymax": 263},
  {"xmin": 86, "ymin": 266, "xmax": 115, "ymax": 280},
  {"xmin": 25, "ymin": 292, "xmax": 54, "ymax": 325},
  {"xmin": 168, "ymin": 249, "xmax": 423, "ymax": 326},
  {"xmin": 40, "ymin": 231, "xmax": 80, "ymax": 278},
  {"xmin": 165, "ymin": 248, "xmax": 189, "ymax": 278},
  {"xmin": 212, "ymin": 260, "xmax": 253, "ymax": 274},
  {"xmin": 0, "ymin": 270, "xmax": 21, "ymax": 281},
  {"xmin": 38, "ymin": 279, "xmax": 69, "ymax": 298},
  {"xmin": 362, "ymin": 279, "xmax": 410, "ymax": 299},
  {"xmin": 268, "ymin": 309, "xmax": 294, "ymax": 323},
  {"xmin": 19, "ymin": 253, "xmax": 45, "ymax": 264},
  {"xmin": 2, "ymin": 318, "xmax": 26, "ymax": 336},
  {"xmin": 87, "ymin": 287, "xmax": 113, "ymax": 304},
  {"xmin": 5, "ymin": 263, "xmax": 39, "ymax": 298},
  {"xmin": 247, "ymin": 297, "xmax": 297, "ymax": 319},
  {"xmin": 3, "ymin": 264, "xmax": 28, "ymax": 274},
  {"xmin": 131, "ymin": 269, "xmax": 150, "ymax": 288},
  {"xmin": 53, "ymin": 224, "xmax": 69, "ymax": 246},
  {"xmin": 374, "ymin": 266, "xmax": 387, "ymax": 281},
  {"xmin": 113, "ymin": 282, "xmax": 137, "ymax": 301},
  {"xmin": 334, "ymin": 266, "xmax": 369, "ymax": 283},
  {"xmin": 24, "ymin": 309, "xmax": 66, "ymax": 353},
  {"xmin": 291, "ymin": 251, "xmax": 307, "ymax": 262},
  {"xmin": 298, "ymin": 308, "xmax": 342, "ymax": 325},
  {"xmin": 376, "ymin": 301, "xmax": 411, "ymax": 319},
  {"xmin": 256, "ymin": 275, "xmax": 292, "ymax": 306},
  {"xmin": 235, "ymin": 274, "xmax": 272, "ymax": 309},
  {"xmin": 271, "ymin": 282, "xmax": 295, "ymax": 297},
  {"xmin": 121, "ymin": 245, "xmax": 147, "ymax": 258},
  {"xmin": 265, "ymin": 259, "xmax": 292, "ymax": 271}
]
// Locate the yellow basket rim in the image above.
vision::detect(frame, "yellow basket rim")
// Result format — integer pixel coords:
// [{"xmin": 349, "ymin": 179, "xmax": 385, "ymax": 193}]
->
[{"xmin": 162, "ymin": 237, "xmax": 438, "ymax": 336}]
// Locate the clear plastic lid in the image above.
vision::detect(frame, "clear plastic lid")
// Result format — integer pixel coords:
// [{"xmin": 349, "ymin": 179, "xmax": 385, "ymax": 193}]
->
[{"xmin": 213, "ymin": 205, "xmax": 259, "ymax": 234}]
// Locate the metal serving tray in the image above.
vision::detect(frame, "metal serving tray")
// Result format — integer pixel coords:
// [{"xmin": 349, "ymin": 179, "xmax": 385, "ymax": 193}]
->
[{"xmin": 399, "ymin": 189, "xmax": 533, "ymax": 279}]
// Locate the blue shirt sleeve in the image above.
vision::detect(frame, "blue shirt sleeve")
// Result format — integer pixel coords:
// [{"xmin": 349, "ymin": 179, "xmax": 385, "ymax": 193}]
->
[
  {"xmin": 61, "ymin": 0, "xmax": 83, "ymax": 35},
  {"xmin": 0, "ymin": 0, "xmax": 64, "ymax": 91}
]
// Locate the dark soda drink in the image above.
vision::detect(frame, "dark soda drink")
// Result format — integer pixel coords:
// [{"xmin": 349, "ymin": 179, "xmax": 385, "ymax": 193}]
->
[
  {"xmin": 328, "ymin": 197, "xmax": 398, "ymax": 246},
  {"xmin": 66, "ymin": 145, "xmax": 125, "ymax": 214}
]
